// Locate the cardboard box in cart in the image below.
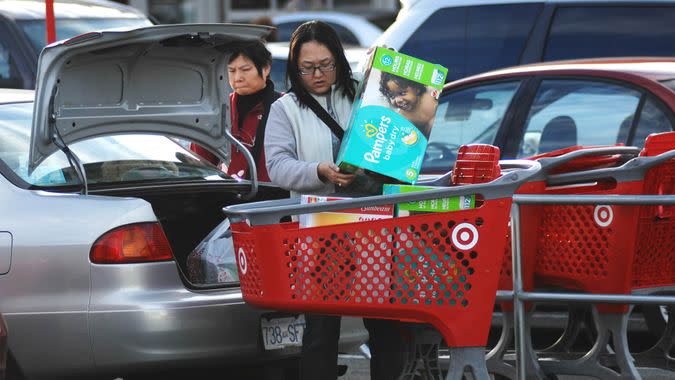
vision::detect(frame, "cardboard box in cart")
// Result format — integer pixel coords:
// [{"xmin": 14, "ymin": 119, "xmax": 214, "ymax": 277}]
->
[
  {"xmin": 382, "ymin": 184, "xmax": 476, "ymax": 216},
  {"xmin": 299, "ymin": 195, "xmax": 393, "ymax": 228},
  {"xmin": 337, "ymin": 47, "xmax": 448, "ymax": 183}
]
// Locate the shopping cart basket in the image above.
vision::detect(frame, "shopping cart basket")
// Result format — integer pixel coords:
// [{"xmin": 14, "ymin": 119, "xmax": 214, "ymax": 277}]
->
[
  {"xmin": 516, "ymin": 132, "xmax": 675, "ymax": 379},
  {"xmin": 486, "ymin": 145, "xmax": 643, "ymax": 378},
  {"xmin": 224, "ymin": 157, "xmax": 541, "ymax": 380}
]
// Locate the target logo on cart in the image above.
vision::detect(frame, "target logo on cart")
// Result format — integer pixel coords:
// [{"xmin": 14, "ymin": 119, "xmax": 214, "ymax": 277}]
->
[
  {"xmin": 238, "ymin": 247, "xmax": 248, "ymax": 275},
  {"xmin": 452, "ymin": 223, "xmax": 479, "ymax": 250},
  {"xmin": 593, "ymin": 205, "xmax": 614, "ymax": 227}
]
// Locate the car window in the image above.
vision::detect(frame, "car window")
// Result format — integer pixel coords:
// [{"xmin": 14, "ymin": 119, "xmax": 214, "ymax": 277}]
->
[
  {"xmin": 400, "ymin": 4, "xmax": 541, "ymax": 82},
  {"xmin": 0, "ymin": 39, "xmax": 22, "ymax": 89},
  {"xmin": 325, "ymin": 22, "xmax": 359, "ymax": 46},
  {"xmin": 422, "ymin": 81, "xmax": 521, "ymax": 173},
  {"xmin": 276, "ymin": 21, "xmax": 303, "ymax": 42},
  {"xmin": 0, "ymin": 102, "xmax": 227, "ymax": 188},
  {"xmin": 631, "ymin": 99, "xmax": 673, "ymax": 148},
  {"xmin": 15, "ymin": 18, "xmax": 152, "ymax": 55},
  {"xmin": 517, "ymin": 80, "xmax": 641, "ymax": 157},
  {"xmin": 545, "ymin": 6, "xmax": 675, "ymax": 61},
  {"xmin": 270, "ymin": 58, "xmax": 288, "ymax": 92}
]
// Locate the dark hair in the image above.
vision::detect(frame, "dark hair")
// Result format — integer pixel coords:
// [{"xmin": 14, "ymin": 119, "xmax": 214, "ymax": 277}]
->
[
  {"xmin": 286, "ymin": 21, "xmax": 355, "ymax": 107},
  {"xmin": 379, "ymin": 72, "xmax": 426, "ymax": 102},
  {"xmin": 228, "ymin": 39, "xmax": 272, "ymax": 77}
]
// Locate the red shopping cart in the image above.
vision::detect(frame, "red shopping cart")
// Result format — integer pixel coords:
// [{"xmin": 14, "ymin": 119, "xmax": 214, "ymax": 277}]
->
[
  {"xmin": 487, "ymin": 145, "xmax": 643, "ymax": 378},
  {"xmin": 513, "ymin": 132, "xmax": 675, "ymax": 379},
  {"xmin": 223, "ymin": 150, "xmax": 541, "ymax": 380}
]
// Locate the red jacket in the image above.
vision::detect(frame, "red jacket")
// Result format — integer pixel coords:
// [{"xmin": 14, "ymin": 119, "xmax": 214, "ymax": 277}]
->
[
  {"xmin": 227, "ymin": 91, "xmax": 270, "ymax": 182},
  {"xmin": 189, "ymin": 85, "xmax": 279, "ymax": 182}
]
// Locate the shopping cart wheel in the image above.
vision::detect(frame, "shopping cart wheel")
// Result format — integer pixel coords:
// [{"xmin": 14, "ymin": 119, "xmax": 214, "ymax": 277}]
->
[{"xmin": 632, "ymin": 305, "xmax": 675, "ymax": 370}]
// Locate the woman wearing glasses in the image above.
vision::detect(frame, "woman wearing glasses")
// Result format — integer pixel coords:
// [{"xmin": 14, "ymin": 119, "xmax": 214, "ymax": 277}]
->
[
  {"xmin": 265, "ymin": 21, "xmax": 408, "ymax": 380},
  {"xmin": 190, "ymin": 39, "xmax": 280, "ymax": 181}
]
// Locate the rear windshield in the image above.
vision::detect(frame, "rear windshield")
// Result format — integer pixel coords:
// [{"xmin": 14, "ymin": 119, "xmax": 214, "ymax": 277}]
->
[
  {"xmin": 0, "ymin": 102, "xmax": 227, "ymax": 188},
  {"xmin": 16, "ymin": 18, "xmax": 152, "ymax": 55}
]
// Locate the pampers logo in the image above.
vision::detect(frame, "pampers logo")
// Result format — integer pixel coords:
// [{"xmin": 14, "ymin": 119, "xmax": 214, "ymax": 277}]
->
[
  {"xmin": 363, "ymin": 115, "xmax": 397, "ymax": 164},
  {"xmin": 380, "ymin": 54, "xmax": 393, "ymax": 66},
  {"xmin": 365, "ymin": 123, "xmax": 378, "ymax": 138},
  {"xmin": 431, "ymin": 68, "xmax": 445, "ymax": 85}
]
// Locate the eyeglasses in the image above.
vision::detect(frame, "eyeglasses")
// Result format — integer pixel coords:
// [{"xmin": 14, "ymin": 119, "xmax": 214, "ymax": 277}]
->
[{"xmin": 298, "ymin": 62, "xmax": 336, "ymax": 76}]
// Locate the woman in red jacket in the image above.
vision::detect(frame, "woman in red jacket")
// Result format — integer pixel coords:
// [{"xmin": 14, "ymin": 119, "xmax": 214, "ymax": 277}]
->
[{"xmin": 190, "ymin": 39, "xmax": 280, "ymax": 181}]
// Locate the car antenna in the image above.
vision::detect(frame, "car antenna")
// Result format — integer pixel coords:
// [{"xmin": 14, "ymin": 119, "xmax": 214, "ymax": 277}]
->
[{"xmin": 48, "ymin": 85, "xmax": 89, "ymax": 195}]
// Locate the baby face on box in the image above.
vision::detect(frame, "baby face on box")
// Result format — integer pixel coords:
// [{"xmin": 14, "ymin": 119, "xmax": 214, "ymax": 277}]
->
[{"xmin": 379, "ymin": 72, "xmax": 439, "ymax": 140}]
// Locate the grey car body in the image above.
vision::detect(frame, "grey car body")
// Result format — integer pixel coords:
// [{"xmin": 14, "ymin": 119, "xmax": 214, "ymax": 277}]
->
[{"xmin": 0, "ymin": 24, "xmax": 367, "ymax": 379}]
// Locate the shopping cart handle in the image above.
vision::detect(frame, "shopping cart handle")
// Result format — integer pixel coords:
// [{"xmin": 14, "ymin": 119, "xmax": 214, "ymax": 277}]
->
[
  {"xmin": 547, "ymin": 148, "xmax": 675, "ymax": 186},
  {"xmin": 536, "ymin": 146, "xmax": 640, "ymax": 176},
  {"xmin": 224, "ymin": 160, "xmax": 541, "ymax": 226},
  {"xmin": 224, "ymin": 112, "xmax": 258, "ymax": 200}
]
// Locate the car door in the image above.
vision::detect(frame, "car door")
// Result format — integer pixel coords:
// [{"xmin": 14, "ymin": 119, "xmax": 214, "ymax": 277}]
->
[
  {"xmin": 0, "ymin": 16, "xmax": 34, "ymax": 89},
  {"xmin": 504, "ymin": 77, "xmax": 675, "ymax": 158}
]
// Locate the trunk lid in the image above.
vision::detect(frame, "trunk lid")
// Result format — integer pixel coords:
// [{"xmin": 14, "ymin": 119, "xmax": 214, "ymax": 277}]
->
[{"xmin": 29, "ymin": 23, "xmax": 271, "ymax": 171}]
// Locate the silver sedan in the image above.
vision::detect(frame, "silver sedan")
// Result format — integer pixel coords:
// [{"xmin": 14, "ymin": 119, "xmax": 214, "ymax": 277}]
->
[{"xmin": 0, "ymin": 24, "xmax": 367, "ymax": 380}]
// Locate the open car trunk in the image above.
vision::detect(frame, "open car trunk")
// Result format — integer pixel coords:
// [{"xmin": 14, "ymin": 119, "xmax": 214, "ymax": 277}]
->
[{"xmin": 92, "ymin": 182, "xmax": 289, "ymax": 285}]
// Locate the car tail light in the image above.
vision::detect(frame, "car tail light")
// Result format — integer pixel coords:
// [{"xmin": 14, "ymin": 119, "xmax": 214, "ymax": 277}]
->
[{"xmin": 90, "ymin": 223, "xmax": 173, "ymax": 264}]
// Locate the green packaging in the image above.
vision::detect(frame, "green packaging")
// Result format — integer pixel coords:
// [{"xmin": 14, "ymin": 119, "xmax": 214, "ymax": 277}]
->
[
  {"xmin": 383, "ymin": 184, "xmax": 475, "ymax": 216},
  {"xmin": 336, "ymin": 47, "xmax": 448, "ymax": 183}
]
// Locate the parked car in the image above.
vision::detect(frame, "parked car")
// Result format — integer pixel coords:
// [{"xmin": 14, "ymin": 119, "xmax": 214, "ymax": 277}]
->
[
  {"xmin": 0, "ymin": 25, "xmax": 368, "ymax": 379},
  {"xmin": 0, "ymin": 0, "xmax": 153, "ymax": 89},
  {"xmin": 421, "ymin": 58, "xmax": 675, "ymax": 174},
  {"xmin": 266, "ymin": 41, "xmax": 367, "ymax": 92},
  {"xmin": 374, "ymin": 0, "xmax": 675, "ymax": 82},
  {"xmin": 272, "ymin": 11, "xmax": 382, "ymax": 47}
]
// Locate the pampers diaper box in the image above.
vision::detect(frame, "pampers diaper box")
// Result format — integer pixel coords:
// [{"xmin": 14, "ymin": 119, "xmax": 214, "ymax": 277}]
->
[
  {"xmin": 382, "ymin": 184, "xmax": 475, "ymax": 217},
  {"xmin": 299, "ymin": 195, "xmax": 394, "ymax": 228},
  {"xmin": 336, "ymin": 47, "xmax": 448, "ymax": 183}
]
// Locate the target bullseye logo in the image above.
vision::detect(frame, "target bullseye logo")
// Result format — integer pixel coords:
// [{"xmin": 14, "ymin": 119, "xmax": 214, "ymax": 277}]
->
[
  {"xmin": 238, "ymin": 247, "xmax": 248, "ymax": 275},
  {"xmin": 594, "ymin": 205, "xmax": 613, "ymax": 227},
  {"xmin": 452, "ymin": 223, "xmax": 479, "ymax": 250}
]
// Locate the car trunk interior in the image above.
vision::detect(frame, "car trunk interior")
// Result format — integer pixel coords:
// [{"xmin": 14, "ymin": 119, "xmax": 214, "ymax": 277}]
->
[{"xmin": 93, "ymin": 183, "xmax": 289, "ymax": 281}]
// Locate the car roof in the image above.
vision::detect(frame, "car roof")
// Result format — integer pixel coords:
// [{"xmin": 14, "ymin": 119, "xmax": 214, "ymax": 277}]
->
[
  {"xmin": 401, "ymin": 0, "xmax": 675, "ymax": 9},
  {"xmin": 0, "ymin": 88, "xmax": 34, "ymax": 104},
  {"xmin": 272, "ymin": 11, "xmax": 381, "ymax": 28},
  {"xmin": 0, "ymin": 0, "xmax": 146, "ymax": 20},
  {"xmin": 448, "ymin": 58, "xmax": 675, "ymax": 88},
  {"xmin": 266, "ymin": 41, "xmax": 368, "ymax": 64}
]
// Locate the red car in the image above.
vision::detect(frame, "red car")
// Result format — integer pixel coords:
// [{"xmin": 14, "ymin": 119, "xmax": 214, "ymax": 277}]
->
[
  {"xmin": 423, "ymin": 57, "xmax": 675, "ymax": 173},
  {"xmin": 423, "ymin": 57, "xmax": 674, "ymax": 373}
]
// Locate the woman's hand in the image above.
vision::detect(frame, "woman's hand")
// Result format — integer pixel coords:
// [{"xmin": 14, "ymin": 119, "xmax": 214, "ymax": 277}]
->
[{"xmin": 317, "ymin": 162, "xmax": 356, "ymax": 187}]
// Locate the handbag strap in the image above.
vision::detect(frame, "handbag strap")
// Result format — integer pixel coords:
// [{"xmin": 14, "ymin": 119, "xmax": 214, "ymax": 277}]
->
[{"xmin": 304, "ymin": 93, "xmax": 344, "ymax": 141}]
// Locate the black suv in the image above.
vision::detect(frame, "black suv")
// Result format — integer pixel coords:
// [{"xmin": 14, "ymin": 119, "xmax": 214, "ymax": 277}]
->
[{"xmin": 377, "ymin": 0, "xmax": 675, "ymax": 82}]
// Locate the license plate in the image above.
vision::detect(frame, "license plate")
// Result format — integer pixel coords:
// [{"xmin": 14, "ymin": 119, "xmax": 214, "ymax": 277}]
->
[{"xmin": 260, "ymin": 314, "xmax": 306, "ymax": 350}]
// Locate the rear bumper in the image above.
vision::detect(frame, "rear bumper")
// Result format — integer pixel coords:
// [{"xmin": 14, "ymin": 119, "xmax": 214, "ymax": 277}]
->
[{"xmin": 89, "ymin": 262, "xmax": 368, "ymax": 372}]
